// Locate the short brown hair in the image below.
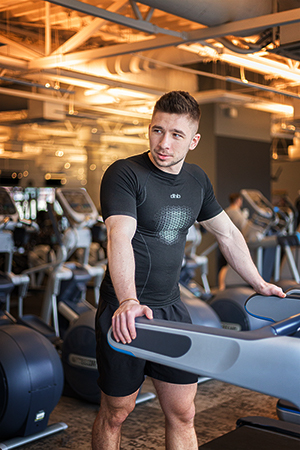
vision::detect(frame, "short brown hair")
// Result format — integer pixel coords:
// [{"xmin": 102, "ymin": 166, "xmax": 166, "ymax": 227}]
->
[
  {"xmin": 229, "ymin": 193, "xmax": 242, "ymax": 204},
  {"xmin": 153, "ymin": 91, "xmax": 201, "ymax": 125}
]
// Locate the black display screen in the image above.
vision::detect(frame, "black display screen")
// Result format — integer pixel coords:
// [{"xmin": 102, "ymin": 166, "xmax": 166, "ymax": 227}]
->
[
  {"xmin": 0, "ymin": 190, "xmax": 17, "ymax": 216},
  {"xmin": 62, "ymin": 190, "xmax": 93, "ymax": 213}
]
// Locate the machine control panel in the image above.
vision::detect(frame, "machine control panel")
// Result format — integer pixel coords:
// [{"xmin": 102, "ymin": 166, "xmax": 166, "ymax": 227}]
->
[
  {"xmin": 241, "ymin": 189, "xmax": 274, "ymax": 220},
  {"xmin": 0, "ymin": 187, "xmax": 19, "ymax": 222},
  {"xmin": 56, "ymin": 188, "xmax": 99, "ymax": 227}
]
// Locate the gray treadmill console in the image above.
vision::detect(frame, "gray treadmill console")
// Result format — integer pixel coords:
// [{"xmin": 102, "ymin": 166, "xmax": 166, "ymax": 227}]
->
[
  {"xmin": 56, "ymin": 188, "xmax": 98, "ymax": 227},
  {"xmin": 240, "ymin": 189, "xmax": 274, "ymax": 220}
]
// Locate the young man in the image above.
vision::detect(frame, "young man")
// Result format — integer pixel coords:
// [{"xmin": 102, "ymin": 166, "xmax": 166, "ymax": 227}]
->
[
  {"xmin": 225, "ymin": 192, "xmax": 248, "ymax": 233},
  {"xmin": 218, "ymin": 192, "xmax": 249, "ymax": 289},
  {"xmin": 92, "ymin": 91, "xmax": 285, "ymax": 450}
]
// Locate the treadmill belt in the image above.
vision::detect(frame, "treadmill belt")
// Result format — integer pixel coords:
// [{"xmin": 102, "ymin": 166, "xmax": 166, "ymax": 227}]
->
[{"xmin": 199, "ymin": 425, "xmax": 300, "ymax": 449}]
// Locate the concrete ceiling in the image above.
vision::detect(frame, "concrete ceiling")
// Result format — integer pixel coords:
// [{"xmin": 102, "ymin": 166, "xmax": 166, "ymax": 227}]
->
[{"xmin": 1, "ymin": 0, "xmax": 300, "ymax": 179}]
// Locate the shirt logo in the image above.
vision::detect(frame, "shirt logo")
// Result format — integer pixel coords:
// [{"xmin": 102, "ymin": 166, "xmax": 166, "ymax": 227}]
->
[
  {"xmin": 170, "ymin": 194, "xmax": 181, "ymax": 199},
  {"xmin": 155, "ymin": 205, "xmax": 193, "ymax": 245}
]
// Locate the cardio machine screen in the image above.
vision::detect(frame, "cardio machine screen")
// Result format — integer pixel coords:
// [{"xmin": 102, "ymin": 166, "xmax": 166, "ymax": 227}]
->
[
  {"xmin": 243, "ymin": 191, "xmax": 273, "ymax": 219},
  {"xmin": 61, "ymin": 190, "xmax": 94, "ymax": 214},
  {"xmin": 0, "ymin": 190, "xmax": 17, "ymax": 216}
]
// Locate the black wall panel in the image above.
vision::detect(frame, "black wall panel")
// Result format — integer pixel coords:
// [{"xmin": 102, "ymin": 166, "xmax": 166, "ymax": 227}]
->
[{"xmin": 215, "ymin": 136, "xmax": 271, "ymax": 209}]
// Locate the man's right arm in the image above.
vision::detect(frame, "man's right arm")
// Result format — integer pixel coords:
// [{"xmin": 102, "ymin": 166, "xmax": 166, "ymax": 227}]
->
[
  {"xmin": 105, "ymin": 214, "xmax": 137, "ymax": 302},
  {"xmin": 105, "ymin": 215, "xmax": 153, "ymax": 344}
]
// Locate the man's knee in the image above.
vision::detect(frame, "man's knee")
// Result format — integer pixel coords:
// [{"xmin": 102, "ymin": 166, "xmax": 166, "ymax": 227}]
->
[
  {"xmin": 100, "ymin": 393, "xmax": 137, "ymax": 429},
  {"xmin": 166, "ymin": 401, "xmax": 196, "ymax": 427},
  {"xmin": 105, "ymin": 407, "xmax": 131, "ymax": 429},
  {"xmin": 154, "ymin": 380, "xmax": 197, "ymax": 428}
]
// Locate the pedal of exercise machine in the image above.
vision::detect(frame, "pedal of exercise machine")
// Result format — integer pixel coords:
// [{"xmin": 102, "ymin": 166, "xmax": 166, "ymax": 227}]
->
[{"xmin": 17, "ymin": 314, "xmax": 60, "ymax": 345}]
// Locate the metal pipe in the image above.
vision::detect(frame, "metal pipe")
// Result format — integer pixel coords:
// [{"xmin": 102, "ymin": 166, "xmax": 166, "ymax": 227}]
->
[
  {"xmin": 137, "ymin": 0, "xmax": 273, "ymax": 27},
  {"xmin": 45, "ymin": 2, "xmax": 51, "ymax": 56}
]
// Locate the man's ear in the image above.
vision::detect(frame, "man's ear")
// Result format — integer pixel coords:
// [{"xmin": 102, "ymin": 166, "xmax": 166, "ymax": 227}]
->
[{"xmin": 190, "ymin": 133, "xmax": 201, "ymax": 151}]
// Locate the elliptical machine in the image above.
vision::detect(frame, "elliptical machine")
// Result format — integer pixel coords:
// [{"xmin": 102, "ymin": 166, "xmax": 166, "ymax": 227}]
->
[
  {"xmin": 20, "ymin": 187, "xmax": 155, "ymax": 405},
  {"xmin": 209, "ymin": 189, "xmax": 300, "ymax": 331},
  {"xmin": 18, "ymin": 187, "xmax": 106, "ymax": 404},
  {"xmin": 179, "ymin": 223, "xmax": 213, "ymax": 300},
  {"xmin": 0, "ymin": 187, "xmax": 67, "ymax": 449}
]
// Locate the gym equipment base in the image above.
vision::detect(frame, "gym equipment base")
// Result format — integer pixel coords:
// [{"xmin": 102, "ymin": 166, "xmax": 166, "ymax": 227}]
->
[
  {"xmin": 135, "ymin": 392, "xmax": 156, "ymax": 405},
  {"xmin": 199, "ymin": 416, "xmax": 300, "ymax": 449},
  {"xmin": 0, "ymin": 422, "xmax": 68, "ymax": 450}
]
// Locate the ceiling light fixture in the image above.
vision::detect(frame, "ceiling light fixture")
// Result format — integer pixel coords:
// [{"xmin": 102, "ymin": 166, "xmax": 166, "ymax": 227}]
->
[
  {"xmin": 84, "ymin": 86, "xmax": 109, "ymax": 96},
  {"xmin": 220, "ymin": 52, "xmax": 300, "ymax": 83},
  {"xmin": 84, "ymin": 93, "xmax": 117, "ymax": 104},
  {"xmin": 107, "ymin": 88, "xmax": 156, "ymax": 99},
  {"xmin": 180, "ymin": 43, "xmax": 300, "ymax": 84},
  {"xmin": 244, "ymin": 102, "xmax": 294, "ymax": 115}
]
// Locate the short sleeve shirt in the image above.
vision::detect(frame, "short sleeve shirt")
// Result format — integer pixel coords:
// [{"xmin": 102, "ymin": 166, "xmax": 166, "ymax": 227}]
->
[{"xmin": 100, "ymin": 152, "xmax": 222, "ymax": 307}]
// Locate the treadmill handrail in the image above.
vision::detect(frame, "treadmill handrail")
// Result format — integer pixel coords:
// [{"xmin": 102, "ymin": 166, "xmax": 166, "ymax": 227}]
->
[{"xmin": 107, "ymin": 315, "xmax": 300, "ymax": 410}]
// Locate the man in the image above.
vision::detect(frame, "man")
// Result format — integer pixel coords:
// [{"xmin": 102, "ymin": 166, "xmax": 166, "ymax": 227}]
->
[
  {"xmin": 218, "ymin": 192, "xmax": 249, "ymax": 289},
  {"xmin": 225, "ymin": 192, "xmax": 248, "ymax": 233},
  {"xmin": 92, "ymin": 91, "xmax": 284, "ymax": 450}
]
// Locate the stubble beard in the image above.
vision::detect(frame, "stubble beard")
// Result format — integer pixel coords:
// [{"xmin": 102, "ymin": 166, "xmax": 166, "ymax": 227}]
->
[{"xmin": 152, "ymin": 152, "xmax": 185, "ymax": 170}]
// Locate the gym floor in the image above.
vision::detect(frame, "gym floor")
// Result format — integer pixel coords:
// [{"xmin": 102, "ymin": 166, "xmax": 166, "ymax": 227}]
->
[
  {"xmin": 20, "ymin": 377, "xmax": 277, "ymax": 449},
  {"xmin": 8, "ymin": 287, "xmax": 278, "ymax": 449}
]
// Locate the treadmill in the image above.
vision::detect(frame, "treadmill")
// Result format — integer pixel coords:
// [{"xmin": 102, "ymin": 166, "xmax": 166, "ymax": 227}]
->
[{"xmin": 107, "ymin": 294, "xmax": 300, "ymax": 449}]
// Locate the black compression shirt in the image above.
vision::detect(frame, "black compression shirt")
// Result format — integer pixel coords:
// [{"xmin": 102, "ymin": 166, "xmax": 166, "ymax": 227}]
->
[{"xmin": 100, "ymin": 151, "xmax": 223, "ymax": 307}]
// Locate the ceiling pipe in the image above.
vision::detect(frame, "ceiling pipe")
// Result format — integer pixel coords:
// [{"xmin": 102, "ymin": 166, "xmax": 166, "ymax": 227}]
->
[
  {"xmin": 52, "ymin": 0, "xmax": 128, "ymax": 56},
  {"xmin": 0, "ymin": 86, "xmax": 152, "ymax": 120},
  {"xmin": 0, "ymin": 75, "xmax": 75, "ymax": 94},
  {"xmin": 104, "ymin": 47, "xmax": 204, "ymax": 75},
  {"xmin": 129, "ymin": 54, "xmax": 300, "ymax": 101},
  {"xmin": 27, "ymin": 7, "xmax": 300, "ymax": 74},
  {"xmin": 0, "ymin": 55, "xmax": 28, "ymax": 70},
  {"xmin": 45, "ymin": 2, "xmax": 51, "ymax": 56},
  {"xmin": 2, "ymin": 0, "xmax": 299, "ymax": 113},
  {"xmin": 136, "ymin": 0, "xmax": 273, "ymax": 27},
  {"xmin": 94, "ymin": 0, "xmax": 275, "ymax": 76},
  {"xmin": 0, "ymin": 34, "xmax": 41, "ymax": 59},
  {"xmin": 47, "ymin": 0, "xmax": 185, "ymax": 38},
  {"xmin": 93, "ymin": 1, "xmax": 299, "ymax": 79}
]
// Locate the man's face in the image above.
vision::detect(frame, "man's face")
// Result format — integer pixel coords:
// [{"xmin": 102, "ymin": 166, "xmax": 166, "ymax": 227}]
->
[{"xmin": 148, "ymin": 111, "xmax": 201, "ymax": 174}]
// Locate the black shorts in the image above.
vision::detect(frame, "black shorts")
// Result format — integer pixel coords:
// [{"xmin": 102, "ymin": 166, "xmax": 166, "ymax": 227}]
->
[{"xmin": 95, "ymin": 299, "xmax": 199, "ymax": 397}]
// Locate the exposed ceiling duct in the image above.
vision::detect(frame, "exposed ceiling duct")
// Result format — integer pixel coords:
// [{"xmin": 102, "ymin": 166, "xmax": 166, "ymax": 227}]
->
[
  {"xmin": 1, "ymin": 2, "xmax": 300, "ymax": 89},
  {"xmin": 1, "ymin": 0, "xmax": 300, "ymax": 170},
  {"xmin": 97, "ymin": 0, "xmax": 300, "ymax": 78},
  {"xmin": 136, "ymin": 0, "xmax": 273, "ymax": 28}
]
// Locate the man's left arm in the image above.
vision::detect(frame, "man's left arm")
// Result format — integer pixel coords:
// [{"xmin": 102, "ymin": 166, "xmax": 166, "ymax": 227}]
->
[{"xmin": 201, "ymin": 211, "xmax": 285, "ymax": 297}]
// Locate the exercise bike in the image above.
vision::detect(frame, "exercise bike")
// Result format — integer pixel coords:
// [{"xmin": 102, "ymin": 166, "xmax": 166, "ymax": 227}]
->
[
  {"xmin": 209, "ymin": 189, "xmax": 300, "ymax": 331},
  {"xmin": 20, "ymin": 187, "xmax": 155, "ymax": 405},
  {"xmin": 0, "ymin": 187, "xmax": 67, "ymax": 449},
  {"xmin": 179, "ymin": 223, "xmax": 213, "ymax": 300}
]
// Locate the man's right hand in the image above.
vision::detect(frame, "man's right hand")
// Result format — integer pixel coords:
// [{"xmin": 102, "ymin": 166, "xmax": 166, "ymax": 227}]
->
[{"xmin": 112, "ymin": 300, "xmax": 153, "ymax": 344}]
